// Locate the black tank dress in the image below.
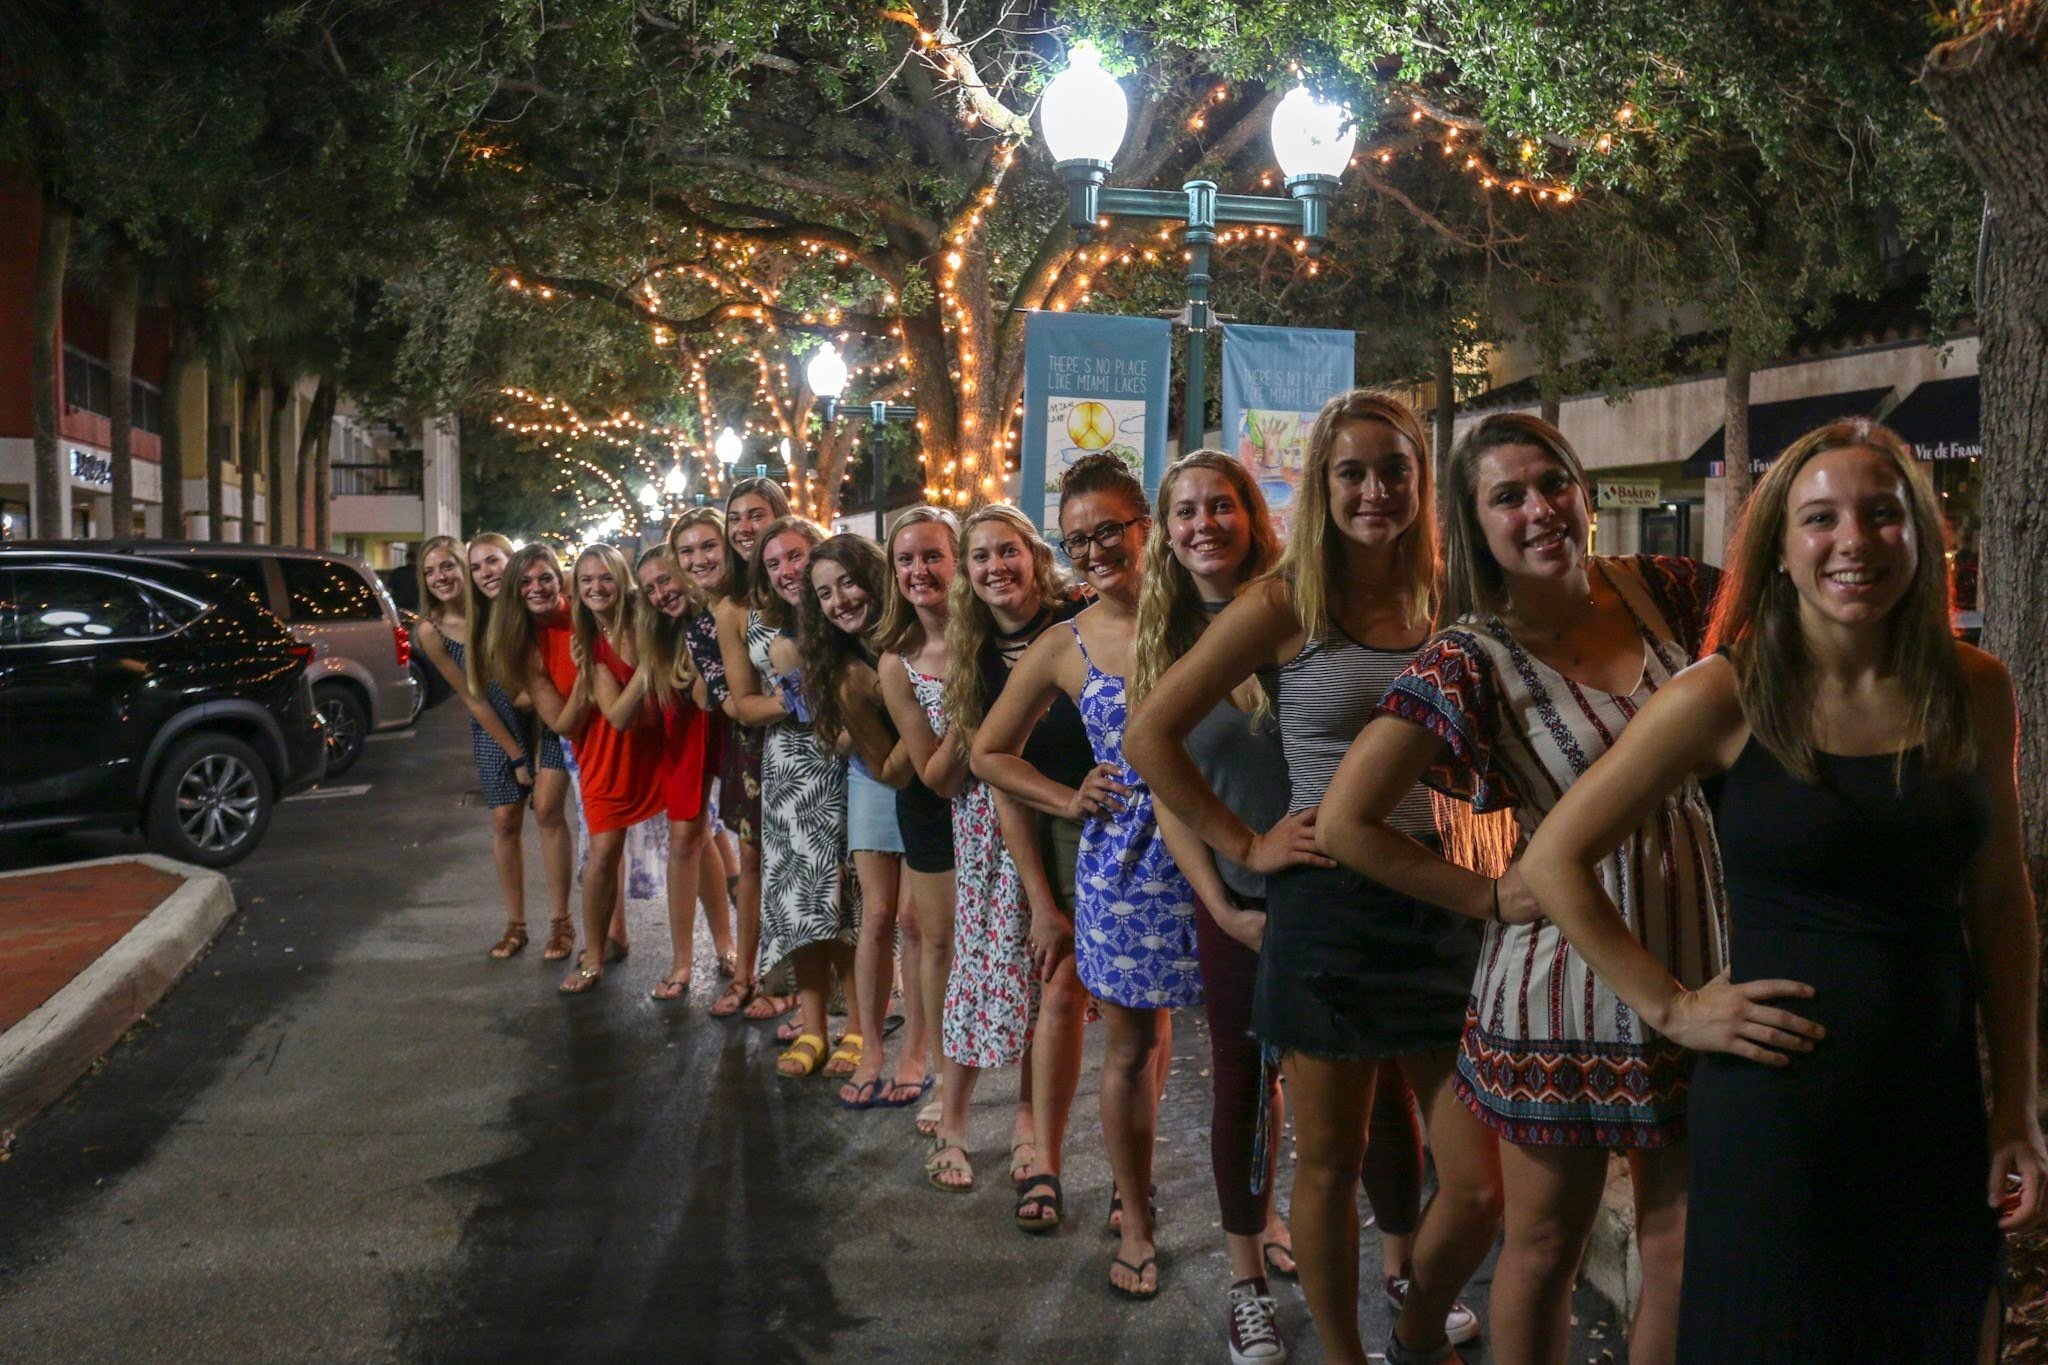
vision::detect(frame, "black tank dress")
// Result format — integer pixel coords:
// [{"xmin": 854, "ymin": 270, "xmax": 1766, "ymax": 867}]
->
[{"xmin": 1679, "ymin": 738, "xmax": 2000, "ymax": 1362}]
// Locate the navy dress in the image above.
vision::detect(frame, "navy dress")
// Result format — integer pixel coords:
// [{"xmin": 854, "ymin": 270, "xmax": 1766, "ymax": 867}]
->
[{"xmin": 1680, "ymin": 738, "xmax": 2000, "ymax": 1362}]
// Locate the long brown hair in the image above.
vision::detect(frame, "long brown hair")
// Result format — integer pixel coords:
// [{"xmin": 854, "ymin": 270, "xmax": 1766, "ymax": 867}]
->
[
  {"xmin": 667, "ymin": 506, "xmax": 731, "ymax": 599},
  {"xmin": 483, "ymin": 543, "xmax": 565, "ymax": 695},
  {"xmin": 943, "ymin": 503, "xmax": 1072, "ymax": 735},
  {"xmin": 1130, "ymin": 450, "xmax": 1280, "ymax": 706},
  {"xmin": 1438, "ymin": 412, "xmax": 1591, "ymax": 623},
  {"xmin": 1708, "ymin": 418, "xmax": 1969, "ymax": 782},
  {"xmin": 569, "ymin": 543, "xmax": 639, "ymax": 667},
  {"xmin": 463, "ymin": 532, "xmax": 516, "ymax": 696},
  {"xmin": 634, "ymin": 544, "xmax": 704, "ymax": 707},
  {"xmin": 874, "ymin": 506, "xmax": 961, "ymax": 655},
  {"xmin": 415, "ymin": 535, "xmax": 466, "ymax": 628},
  {"xmin": 748, "ymin": 515, "xmax": 827, "ymax": 630},
  {"xmin": 796, "ymin": 534, "xmax": 890, "ymax": 752},
  {"xmin": 1272, "ymin": 389, "xmax": 1438, "ymax": 641},
  {"xmin": 723, "ymin": 477, "xmax": 791, "ymax": 599}
]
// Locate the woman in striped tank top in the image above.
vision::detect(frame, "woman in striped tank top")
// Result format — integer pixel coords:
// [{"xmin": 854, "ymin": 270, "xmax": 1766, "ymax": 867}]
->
[
  {"xmin": 1320, "ymin": 413, "xmax": 1725, "ymax": 1364},
  {"xmin": 1127, "ymin": 393, "xmax": 1497, "ymax": 1365}
]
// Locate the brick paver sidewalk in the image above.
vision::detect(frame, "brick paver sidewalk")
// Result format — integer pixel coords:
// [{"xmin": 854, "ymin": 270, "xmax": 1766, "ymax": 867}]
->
[{"xmin": 0, "ymin": 862, "xmax": 184, "ymax": 1033}]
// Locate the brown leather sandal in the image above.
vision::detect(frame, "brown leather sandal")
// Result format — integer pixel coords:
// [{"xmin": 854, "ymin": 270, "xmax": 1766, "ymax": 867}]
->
[
  {"xmin": 488, "ymin": 925, "xmax": 529, "ymax": 960},
  {"xmin": 541, "ymin": 919, "xmax": 576, "ymax": 961}
]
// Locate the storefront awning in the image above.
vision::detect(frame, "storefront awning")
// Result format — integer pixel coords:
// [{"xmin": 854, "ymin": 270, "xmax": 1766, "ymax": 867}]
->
[
  {"xmin": 1883, "ymin": 375, "xmax": 1980, "ymax": 461},
  {"xmin": 1680, "ymin": 387, "xmax": 1895, "ymax": 478}
]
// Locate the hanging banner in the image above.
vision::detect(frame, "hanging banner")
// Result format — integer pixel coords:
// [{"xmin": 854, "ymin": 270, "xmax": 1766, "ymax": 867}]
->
[
  {"xmin": 1019, "ymin": 311, "xmax": 1173, "ymax": 536},
  {"xmin": 1221, "ymin": 323, "xmax": 1355, "ymax": 533}
]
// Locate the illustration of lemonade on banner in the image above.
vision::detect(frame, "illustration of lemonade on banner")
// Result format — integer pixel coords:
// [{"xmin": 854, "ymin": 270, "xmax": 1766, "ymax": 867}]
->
[
  {"xmin": 1045, "ymin": 395, "xmax": 1145, "ymax": 497},
  {"xmin": 1236, "ymin": 408, "xmax": 1310, "ymax": 515}
]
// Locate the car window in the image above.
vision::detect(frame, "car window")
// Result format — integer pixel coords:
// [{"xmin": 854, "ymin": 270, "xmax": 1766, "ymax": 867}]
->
[
  {"xmin": 280, "ymin": 557, "xmax": 382, "ymax": 621},
  {"xmin": 182, "ymin": 556, "xmax": 273, "ymax": 609},
  {"xmin": 143, "ymin": 586, "xmax": 208, "ymax": 628},
  {"xmin": 13, "ymin": 568, "xmax": 159, "ymax": 644}
]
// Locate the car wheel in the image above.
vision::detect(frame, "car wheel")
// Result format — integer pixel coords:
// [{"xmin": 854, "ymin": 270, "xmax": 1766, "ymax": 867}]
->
[
  {"xmin": 407, "ymin": 658, "xmax": 430, "ymax": 723},
  {"xmin": 144, "ymin": 733, "xmax": 275, "ymax": 868},
  {"xmin": 314, "ymin": 682, "xmax": 370, "ymax": 777}
]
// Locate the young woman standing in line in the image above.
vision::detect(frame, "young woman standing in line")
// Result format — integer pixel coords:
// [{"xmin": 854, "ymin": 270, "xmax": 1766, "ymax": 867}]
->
[
  {"xmin": 1318, "ymin": 412, "xmax": 1726, "ymax": 1364},
  {"xmin": 1122, "ymin": 452, "xmax": 1298, "ymax": 1363},
  {"xmin": 462, "ymin": 534, "xmax": 577, "ymax": 961},
  {"xmin": 665, "ymin": 509, "xmax": 740, "ymax": 980},
  {"xmin": 1517, "ymin": 421, "xmax": 2042, "ymax": 1363},
  {"xmin": 730, "ymin": 518, "xmax": 858, "ymax": 1076},
  {"xmin": 711, "ymin": 479, "xmax": 799, "ymax": 1022},
  {"xmin": 586, "ymin": 544, "xmax": 720, "ymax": 1000},
  {"xmin": 938, "ymin": 505, "xmax": 1092, "ymax": 1224},
  {"xmin": 973, "ymin": 456, "xmax": 1200, "ymax": 1300},
  {"xmin": 409, "ymin": 536, "xmax": 543, "ymax": 956},
  {"xmin": 1126, "ymin": 395, "xmax": 1498, "ymax": 1365}
]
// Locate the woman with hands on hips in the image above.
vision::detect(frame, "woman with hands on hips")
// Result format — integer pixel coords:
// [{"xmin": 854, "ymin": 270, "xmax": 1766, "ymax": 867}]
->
[{"xmin": 1515, "ymin": 419, "xmax": 2042, "ymax": 1363}]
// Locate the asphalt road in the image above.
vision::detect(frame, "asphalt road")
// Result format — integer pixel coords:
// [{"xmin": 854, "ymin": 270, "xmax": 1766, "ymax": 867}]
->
[{"xmin": 0, "ymin": 710, "xmax": 1620, "ymax": 1363}]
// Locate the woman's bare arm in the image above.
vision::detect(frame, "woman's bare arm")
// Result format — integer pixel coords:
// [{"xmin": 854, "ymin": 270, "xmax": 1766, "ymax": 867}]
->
[
  {"xmin": 415, "ymin": 621, "xmax": 531, "ymax": 769},
  {"xmin": 878, "ymin": 653, "xmax": 971, "ymax": 798},
  {"xmin": 970, "ymin": 627, "xmax": 1117, "ymax": 821},
  {"xmin": 1319, "ymin": 715, "xmax": 1501, "ymax": 921},
  {"xmin": 525, "ymin": 652, "xmax": 590, "ymax": 739},
  {"xmin": 721, "ymin": 603, "xmax": 789, "ymax": 727},
  {"xmin": 594, "ymin": 660, "xmax": 652, "ymax": 732},
  {"xmin": 842, "ymin": 667, "xmax": 907, "ymax": 783}
]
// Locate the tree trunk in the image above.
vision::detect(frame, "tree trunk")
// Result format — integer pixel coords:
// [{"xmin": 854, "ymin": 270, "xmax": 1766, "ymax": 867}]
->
[
  {"xmin": 1540, "ymin": 391, "xmax": 1561, "ymax": 429},
  {"xmin": 30, "ymin": 195, "xmax": 70, "ymax": 537},
  {"xmin": 296, "ymin": 378, "xmax": 335, "ymax": 547},
  {"xmin": 206, "ymin": 365, "xmax": 230, "ymax": 541},
  {"xmin": 313, "ymin": 406, "xmax": 334, "ymax": 549},
  {"xmin": 239, "ymin": 371, "xmax": 264, "ymax": 543},
  {"xmin": 108, "ymin": 246, "xmax": 139, "ymax": 538},
  {"xmin": 1719, "ymin": 348, "xmax": 1754, "ymax": 558},
  {"xmin": 267, "ymin": 376, "xmax": 291, "ymax": 543},
  {"xmin": 1924, "ymin": 13, "xmax": 2048, "ymax": 915},
  {"xmin": 159, "ymin": 319, "xmax": 194, "ymax": 537},
  {"xmin": 1433, "ymin": 344, "xmax": 1455, "ymax": 467}
]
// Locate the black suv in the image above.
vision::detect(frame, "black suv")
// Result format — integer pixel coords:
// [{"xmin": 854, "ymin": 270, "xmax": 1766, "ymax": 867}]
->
[{"xmin": 0, "ymin": 549, "xmax": 328, "ymax": 866}]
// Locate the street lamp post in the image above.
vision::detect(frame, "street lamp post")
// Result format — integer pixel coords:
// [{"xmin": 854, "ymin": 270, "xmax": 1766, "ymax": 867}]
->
[
  {"xmin": 1041, "ymin": 48, "xmax": 1357, "ymax": 449},
  {"xmin": 806, "ymin": 340, "xmax": 914, "ymax": 539}
]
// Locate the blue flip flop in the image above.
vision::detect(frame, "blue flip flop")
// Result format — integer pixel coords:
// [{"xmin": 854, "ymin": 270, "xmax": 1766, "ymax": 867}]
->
[
  {"xmin": 838, "ymin": 1079, "xmax": 883, "ymax": 1110},
  {"xmin": 874, "ymin": 1074, "xmax": 934, "ymax": 1108}
]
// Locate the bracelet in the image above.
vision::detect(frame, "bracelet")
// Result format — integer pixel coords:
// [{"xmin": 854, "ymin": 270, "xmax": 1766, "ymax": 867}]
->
[
  {"xmin": 511, "ymin": 754, "xmax": 532, "ymax": 770},
  {"xmin": 1489, "ymin": 879, "xmax": 1503, "ymax": 923}
]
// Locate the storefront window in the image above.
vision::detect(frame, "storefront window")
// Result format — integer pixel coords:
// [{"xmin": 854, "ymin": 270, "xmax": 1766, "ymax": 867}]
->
[{"xmin": 1933, "ymin": 458, "xmax": 1981, "ymax": 614}]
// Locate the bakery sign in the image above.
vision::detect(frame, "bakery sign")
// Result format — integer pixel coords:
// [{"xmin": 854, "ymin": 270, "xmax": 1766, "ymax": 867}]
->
[
  {"xmin": 1596, "ymin": 479, "xmax": 1661, "ymax": 510},
  {"xmin": 69, "ymin": 447, "xmax": 113, "ymax": 491}
]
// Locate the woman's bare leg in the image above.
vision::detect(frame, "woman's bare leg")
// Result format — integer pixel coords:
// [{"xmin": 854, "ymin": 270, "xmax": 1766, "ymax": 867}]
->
[
  {"xmin": 845, "ymin": 850, "xmax": 902, "ymax": 1100},
  {"xmin": 531, "ymin": 769, "xmax": 573, "ymax": 932},
  {"xmin": 567, "ymin": 827, "xmax": 626, "ymax": 987},
  {"xmin": 1284, "ymin": 1052, "xmax": 1378, "ymax": 1364},
  {"xmin": 1625, "ymin": 1144, "xmax": 1688, "ymax": 1365},
  {"xmin": 1099, "ymin": 1001, "xmax": 1171, "ymax": 1296},
  {"xmin": 1491, "ymin": 1142, "xmax": 1610, "ymax": 1365},
  {"xmin": 488, "ymin": 800, "xmax": 528, "ymax": 937},
  {"xmin": 1391, "ymin": 1048, "xmax": 1505, "ymax": 1352}
]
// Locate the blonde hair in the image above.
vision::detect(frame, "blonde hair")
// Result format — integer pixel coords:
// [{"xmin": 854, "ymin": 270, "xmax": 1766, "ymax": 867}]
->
[
  {"xmin": 874, "ymin": 506, "xmax": 961, "ymax": 655},
  {"xmin": 748, "ymin": 515, "xmax": 828, "ymax": 630},
  {"xmin": 943, "ymin": 503, "xmax": 1072, "ymax": 735},
  {"xmin": 724, "ymin": 477, "xmax": 791, "ymax": 600},
  {"xmin": 634, "ymin": 543, "xmax": 705, "ymax": 707},
  {"xmin": 1438, "ymin": 412, "xmax": 1591, "ymax": 623},
  {"xmin": 796, "ymin": 534, "xmax": 890, "ymax": 753},
  {"xmin": 1272, "ymin": 389, "xmax": 1438, "ymax": 641},
  {"xmin": 668, "ymin": 507, "xmax": 730, "ymax": 598},
  {"xmin": 569, "ymin": 543, "xmax": 639, "ymax": 668},
  {"xmin": 1130, "ymin": 451, "xmax": 1281, "ymax": 706},
  {"xmin": 462, "ymin": 532, "xmax": 516, "ymax": 696},
  {"xmin": 483, "ymin": 543, "xmax": 565, "ymax": 697},
  {"xmin": 1708, "ymin": 418, "xmax": 1969, "ymax": 782},
  {"xmin": 415, "ymin": 536, "xmax": 466, "ymax": 628}
]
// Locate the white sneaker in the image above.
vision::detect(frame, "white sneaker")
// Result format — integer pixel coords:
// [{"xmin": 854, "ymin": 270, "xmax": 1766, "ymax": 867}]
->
[
  {"xmin": 1227, "ymin": 1278, "xmax": 1286, "ymax": 1363},
  {"xmin": 1386, "ymin": 1275, "xmax": 1481, "ymax": 1346}
]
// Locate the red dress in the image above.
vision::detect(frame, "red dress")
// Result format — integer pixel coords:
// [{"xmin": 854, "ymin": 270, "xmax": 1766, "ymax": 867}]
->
[
  {"xmin": 657, "ymin": 691, "xmax": 714, "ymax": 822},
  {"xmin": 538, "ymin": 620, "xmax": 664, "ymax": 835}
]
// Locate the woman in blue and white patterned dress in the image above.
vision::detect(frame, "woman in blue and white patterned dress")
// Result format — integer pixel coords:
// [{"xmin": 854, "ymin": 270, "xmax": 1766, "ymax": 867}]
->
[{"xmin": 974, "ymin": 455, "xmax": 1199, "ymax": 1301}]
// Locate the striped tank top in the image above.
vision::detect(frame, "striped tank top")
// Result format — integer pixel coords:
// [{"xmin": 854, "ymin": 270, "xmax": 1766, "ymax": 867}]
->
[{"xmin": 1270, "ymin": 629, "xmax": 1435, "ymax": 837}]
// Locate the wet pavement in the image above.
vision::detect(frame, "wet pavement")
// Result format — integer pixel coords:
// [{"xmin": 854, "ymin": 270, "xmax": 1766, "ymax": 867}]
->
[{"xmin": 0, "ymin": 715, "xmax": 1620, "ymax": 1363}]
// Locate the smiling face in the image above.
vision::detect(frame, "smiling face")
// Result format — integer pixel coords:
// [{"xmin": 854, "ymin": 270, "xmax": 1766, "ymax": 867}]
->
[
  {"xmin": 575, "ymin": 553, "xmax": 620, "ymax": 616},
  {"xmin": 1059, "ymin": 491, "xmax": 1148, "ymax": 597},
  {"xmin": 422, "ymin": 545, "xmax": 466, "ymax": 605},
  {"xmin": 1473, "ymin": 442, "xmax": 1590, "ymax": 585},
  {"xmin": 676, "ymin": 522, "xmax": 726, "ymax": 593},
  {"xmin": 892, "ymin": 521, "xmax": 957, "ymax": 611},
  {"xmin": 1780, "ymin": 444, "xmax": 1917, "ymax": 630},
  {"xmin": 966, "ymin": 521, "xmax": 1036, "ymax": 615},
  {"xmin": 761, "ymin": 529, "xmax": 813, "ymax": 607},
  {"xmin": 1165, "ymin": 466, "xmax": 1252, "ymax": 588},
  {"xmin": 518, "ymin": 557, "xmax": 562, "ymax": 617},
  {"xmin": 638, "ymin": 557, "xmax": 691, "ymax": 618},
  {"xmin": 1327, "ymin": 420, "xmax": 1421, "ymax": 552},
  {"xmin": 468, "ymin": 542, "xmax": 510, "ymax": 600},
  {"xmin": 727, "ymin": 493, "xmax": 777, "ymax": 562},
  {"xmin": 811, "ymin": 556, "xmax": 875, "ymax": 637}
]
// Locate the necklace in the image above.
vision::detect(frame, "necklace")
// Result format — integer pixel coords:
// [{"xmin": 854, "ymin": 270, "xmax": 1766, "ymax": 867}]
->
[{"xmin": 995, "ymin": 606, "xmax": 1050, "ymax": 642}]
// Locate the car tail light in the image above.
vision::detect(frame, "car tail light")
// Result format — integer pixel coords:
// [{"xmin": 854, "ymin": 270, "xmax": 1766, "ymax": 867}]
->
[
  {"xmin": 288, "ymin": 642, "xmax": 316, "ymax": 667},
  {"xmin": 394, "ymin": 624, "xmax": 411, "ymax": 668}
]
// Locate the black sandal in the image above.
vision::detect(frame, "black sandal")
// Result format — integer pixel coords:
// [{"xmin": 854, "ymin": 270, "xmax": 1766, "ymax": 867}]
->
[
  {"xmin": 1015, "ymin": 1173, "xmax": 1063, "ymax": 1234},
  {"xmin": 1109, "ymin": 1255, "xmax": 1159, "ymax": 1300},
  {"xmin": 1106, "ymin": 1184, "xmax": 1158, "ymax": 1235}
]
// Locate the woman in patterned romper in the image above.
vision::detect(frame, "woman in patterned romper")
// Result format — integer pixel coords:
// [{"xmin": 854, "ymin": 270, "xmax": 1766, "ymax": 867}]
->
[
  {"xmin": 974, "ymin": 455, "xmax": 1200, "ymax": 1301},
  {"xmin": 1320, "ymin": 413, "xmax": 1725, "ymax": 1364}
]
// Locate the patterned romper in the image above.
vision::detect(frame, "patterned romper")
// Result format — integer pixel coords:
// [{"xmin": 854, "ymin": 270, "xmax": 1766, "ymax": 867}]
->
[
  {"xmin": 1070, "ymin": 623, "xmax": 1201, "ymax": 1010},
  {"xmin": 906, "ymin": 662, "xmax": 1037, "ymax": 1069},
  {"xmin": 444, "ymin": 635, "xmax": 529, "ymax": 809},
  {"xmin": 1378, "ymin": 555, "xmax": 1725, "ymax": 1147},
  {"xmin": 750, "ymin": 619, "xmax": 858, "ymax": 975}
]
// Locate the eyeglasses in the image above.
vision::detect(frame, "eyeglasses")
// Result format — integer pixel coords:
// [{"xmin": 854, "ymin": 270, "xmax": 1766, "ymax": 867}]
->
[{"xmin": 1059, "ymin": 516, "xmax": 1149, "ymax": 561}]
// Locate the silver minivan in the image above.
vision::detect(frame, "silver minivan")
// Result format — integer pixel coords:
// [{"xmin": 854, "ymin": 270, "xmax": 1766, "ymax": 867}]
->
[{"xmin": 107, "ymin": 542, "xmax": 418, "ymax": 776}]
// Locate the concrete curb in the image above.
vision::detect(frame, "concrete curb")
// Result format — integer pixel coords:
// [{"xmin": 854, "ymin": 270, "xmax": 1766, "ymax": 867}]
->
[{"xmin": 0, "ymin": 854, "xmax": 237, "ymax": 1134}]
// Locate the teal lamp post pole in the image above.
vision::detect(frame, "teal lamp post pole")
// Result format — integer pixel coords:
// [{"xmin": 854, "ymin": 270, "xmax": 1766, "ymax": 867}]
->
[
  {"xmin": 1041, "ymin": 48, "xmax": 1356, "ymax": 450},
  {"xmin": 808, "ymin": 340, "xmax": 915, "ymax": 539}
]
